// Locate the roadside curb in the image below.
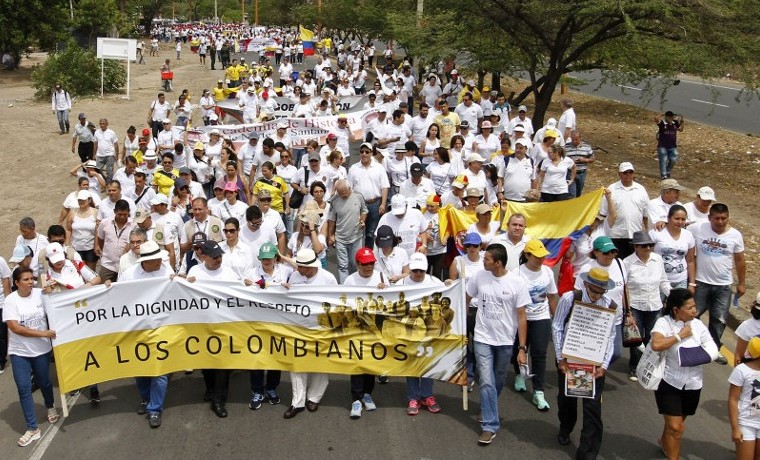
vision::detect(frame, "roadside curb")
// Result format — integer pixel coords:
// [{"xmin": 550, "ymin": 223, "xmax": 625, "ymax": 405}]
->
[{"xmin": 728, "ymin": 306, "xmax": 750, "ymax": 332}]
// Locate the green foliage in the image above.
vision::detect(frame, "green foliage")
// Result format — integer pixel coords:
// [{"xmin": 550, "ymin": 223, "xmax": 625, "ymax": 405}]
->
[
  {"xmin": 0, "ymin": 0, "xmax": 70, "ymax": 66},
  {"xmin": 74, "ymin": 0, "xmax": 121, "ymax": 46},
  {"xmin": 31, "ymin": 41, "xmax": 127, "ymax": 100}
]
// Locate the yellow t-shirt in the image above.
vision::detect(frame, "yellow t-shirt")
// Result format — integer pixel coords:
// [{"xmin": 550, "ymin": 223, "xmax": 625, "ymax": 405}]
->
[
  {"xmin": 252, "ymin": 176, "xmax": 289, "ymax": 213},
  {"xmin": 226, "ymin": 66, "xmax": 240, "ymax": 81},
  {"xmin": 152, "ymin": 168, "xmax": 179, "ymax": 196},
  {"xmin": 212, "ymin": 86, "xmax": 233, "ymax": 102}
]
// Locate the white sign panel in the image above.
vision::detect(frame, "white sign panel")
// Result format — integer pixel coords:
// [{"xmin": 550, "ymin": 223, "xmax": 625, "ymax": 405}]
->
[
  {"xmin": 97, "ymin": 37, "xmax": 137, "ymax": 61},
  {"xmin": 560, "ymin": 302, "xmax": 616, "ymax": 366}
]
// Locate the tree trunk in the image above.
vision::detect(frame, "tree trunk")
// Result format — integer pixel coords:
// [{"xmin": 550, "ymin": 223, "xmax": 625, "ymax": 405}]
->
[
  {"xmin": 476, "ymin": 70, "xmax": 486, "ymax": 90},
  {"xmin": 491, "ymin": 71, "xmax": 500, "ymax": 93},
  {"xmin": 531, "ymin": 72, "xmax": 563, "ymax": 131}
]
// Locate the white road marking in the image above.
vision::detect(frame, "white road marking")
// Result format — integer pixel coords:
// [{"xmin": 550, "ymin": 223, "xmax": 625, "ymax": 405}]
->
[
  {"xmin": 28, "ymin": 392, "xmax": 81, "ymax": 460},
  {"xmin": 679, "ymin": 80, "xmax": 741, "ymax": 91},
  {"xmin": 618, "ymin": 85, "xmax": 642, "ymax": 91},
  {"xmin": 691, "ymin": 99, "xmax": 730, "ymax": 108}
]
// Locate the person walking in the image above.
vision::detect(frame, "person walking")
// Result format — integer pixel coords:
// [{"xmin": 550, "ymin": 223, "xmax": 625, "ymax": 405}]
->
[{"xmin": 51, "ymin": 83, "xmax": 71, "ymax": 134}]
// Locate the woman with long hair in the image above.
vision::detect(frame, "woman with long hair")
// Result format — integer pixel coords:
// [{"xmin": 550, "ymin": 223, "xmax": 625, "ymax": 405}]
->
[
  {"xmin": 536, "ymin": 144, "xmax": 575, "ymax": 202},
  {"xmin": 64, "ymin": 190, "xmax": 99, "ymax": 270},
  {"xmin": 650, "ymin": 204, "xmax": 695, "ymax": 290}
]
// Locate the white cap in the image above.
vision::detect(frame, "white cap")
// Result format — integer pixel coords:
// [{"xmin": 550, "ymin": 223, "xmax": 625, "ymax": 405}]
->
[
  {"xmin": 390, "ymin": 194, "xmax": 407, "ymax": 215},
  {"xmin": 466, "ymin": 152, "xmax": 486, "ymax": 163},
  {"xmin": 76, "ymin": 190, "xmax": 91, "ymax": 200},
  {"xmin": 697, "ymin": 186, "xmax": 716, "ymax": 201},
  {"xmin": 150, "ymin": 194, "xmax": 169, "ymax": 206},
  {"xmin": 618, "ymin": 162, "xmax": 635, "ymax": 172},
  {"xmin": 409, "ymin": 253, "xmax": 428, "ymax": 271},
  {"xmin": 46, "ymin": 242, "xmax": 66, "ymax": 264},
  {"xmin": 518, "ymin": 105, "xmax": 528, "ymax": 112}
]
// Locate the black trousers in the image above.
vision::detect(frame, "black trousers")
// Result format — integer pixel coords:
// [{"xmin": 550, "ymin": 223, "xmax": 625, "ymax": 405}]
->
[
  {"xmin": 77, "ymin": 141, "xmax": 94, "ymax": 162},
  {"xmin": 350, "ymin": 374, "xmax": 375, "ymax": 402},
  {"xmin": 250, "ymin": 370, "xmax": 281, "ymax": 394},
  {"xmin": 557, "ymin": 371, "xmax": 606, "ymax": 460},
  {"xmin": 202, "ymin": 369, "xmax": 231, "ymax": 404}
]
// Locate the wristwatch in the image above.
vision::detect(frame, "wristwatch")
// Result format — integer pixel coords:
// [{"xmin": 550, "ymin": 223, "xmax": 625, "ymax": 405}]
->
[{"xmin": 518, "ymin": 345, "xmax": 528, "ymax": 352}]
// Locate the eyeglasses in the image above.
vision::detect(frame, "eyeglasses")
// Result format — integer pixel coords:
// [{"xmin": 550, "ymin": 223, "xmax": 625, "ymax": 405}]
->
[
  {"xmin": 636, "ymin": 243, "xmax": 655, "ymax": 248},
  {"xmin": 259, "ymin": 198, "xmax": 272, "ymax": 202},
  {"xmin": 620, "ymin": 171, "xmax": 634, "ymax": 175},
  {"xmin": 411, "ymin": 269, "xmax": 425, "ymax": 273},
  {"xmin": 358, "ymin": 262, "xmax": 375, "ymax": 266},
  {"xmin": 360, "ymin": 150, "xmax": 371, "ymax": 154},
  {"xmin": 464, "ymin": 244, "xmax": 479, "ymax": 248},
  {"xmin": 587, "ymin": 286, "xmax": 607, "ymax": 295},
  {"xmin": 248, "ymin": 219, "xmax": 263, "ymax": 227},
  {"xmin": 223, "ymin": 229, "xmax": 237, "ymax": 234}
]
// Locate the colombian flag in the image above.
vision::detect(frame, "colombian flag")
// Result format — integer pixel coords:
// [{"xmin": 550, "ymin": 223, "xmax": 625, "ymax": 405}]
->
[
  {"xmin": 300, "ymin": 26, "xmax": 316, "ymax": 56},
  {"xmin": 505, "ymin": 189, "xmax": 604, "ymax": 266}
]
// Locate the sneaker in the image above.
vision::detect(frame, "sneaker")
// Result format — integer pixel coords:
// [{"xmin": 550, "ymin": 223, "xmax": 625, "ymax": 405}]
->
[
  {"xmin": 478, "ymin": 431, "xmax": 496, "ymax": 445},
  {"xmin": 628, "ymin": 371, "xmax": 638, "ymax": 382},
  {"xmin": 362, "ymin": 393, "xmax": 376, "ymax": 411},
  {"xmin": 532, "ymin": 391, "xmax": 550, "ymax": 411},
  {"xmin": 715, "ymin": 353, "xmax": 728, "ymax": 365},
  {"xmin": 249, "ymin": 393, "xmax": 265, "ymax": 410},
  {"xmin": 47, "ymin": 407, "xmax": 60, "ymax": 423},
  {"xmin": 421, "ymin": 396, "xmax": 441, "ymax": 413},
  {"xmin": 468, "ymin": 381, "xmax": 476, "ymax": 393},
  {"xmin": 514, "ymin": 375, "xmax": 527, "ymax": 392},
  {"xmin": 148, "ymin": 412, "xmax": 161, "ymax": 428},
  {"xmin": 350, "ymin": 400, "xmax": 362, "ymax": 419},
  {"xmin": 407, "ymin": 400, "xmax": 420, "ymax": 416},
  {"xmin": 0, "ymin": 363, "xmax": 5, "ymax": 374},
  {"xmin": 266, "ymin": 390, "xmax": 281, "ymax": 405},
  {"xmin": 377, "ymin": 375, "xmax": 389, "ymax": 384},
  {"xmin": 89, "ymin": 387, "xmax": 100, "ymax": 403},
  {"xmin": 18, "ymin": 429, "xmax": 41, "ymax": 447},
  {"xmin": 136, "ymin": 401, "xmax": 147, "ymax": 415}
]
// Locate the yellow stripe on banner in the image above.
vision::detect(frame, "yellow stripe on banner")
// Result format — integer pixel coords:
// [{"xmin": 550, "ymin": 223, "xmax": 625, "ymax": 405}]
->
[
  {"xmin": 504, "ymin": 188, "xmax": 604, "ymax": 238},
  {"xmin": 54, "ymin": 321, "xmax": 466, "ymax": 393}
]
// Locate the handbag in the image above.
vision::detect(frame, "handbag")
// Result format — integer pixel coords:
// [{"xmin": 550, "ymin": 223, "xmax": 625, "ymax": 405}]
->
[
  {"xmin": 622, "ymin": 308, "xmax": 643, "ymax": 347},
  {"xmin": 636, "ymin": 342, "xmax": 665, "ymax": 390},
  {"xmin": 288, "ymin": 166, "xmax": 309, "ymax": 209}
]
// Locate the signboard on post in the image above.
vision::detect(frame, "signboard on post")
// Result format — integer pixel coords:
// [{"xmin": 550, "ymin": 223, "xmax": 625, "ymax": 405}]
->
[{"xmin": 96, "ymin": 37, "xmax": 137, "ymax": 99}]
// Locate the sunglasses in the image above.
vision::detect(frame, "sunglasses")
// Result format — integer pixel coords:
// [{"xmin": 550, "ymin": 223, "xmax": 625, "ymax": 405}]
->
[
  {"xmin": 259, "ymin": 198, "xmax": 272, "ymax": 202},
  {"xmin": 601, "ymin": 250, "xmax": 618, "ymax": 255},
  {"xmin": 464, "ymin": 244, "xmax": 479, "ymax": 248},
  {"xmin": 636, "ymin": 243, "xmax": 655, "ymax": 248},
  {"xmin": 358, "ymin": 261, "xmax": 375, "ymax": 266},
  {"xmin": 411, "ymin": 269, "xmax": 425, "ymax": 273},
  {"xmin": 587, "ymin": 286, "xmax": 607, "ymax": 295}
]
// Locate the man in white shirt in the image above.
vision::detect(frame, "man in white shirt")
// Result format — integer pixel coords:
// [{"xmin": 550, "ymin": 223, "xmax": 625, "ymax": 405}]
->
[
  {"xmin": 239, "ymin": 132, "xmax": 262, "ymax": 180},
  {"xmin": 601, "ymin": 162, "xmax": 650, "ymax": 260},
  {"xmin": 466, "ymin": 244, "xmax": 530, "ymax": 445},
  {"xmin": 97, "ymin": 180, "xmax": 137, "ymax": 221},
  {"xmin": 692, "ymin": 203, "xmax": 746, "ymax": 362},
  {"xmin": 147, "ymin": 93, "xmax": 172, "ymax": 138},
  {"xmin": 507, "ymin": 105, "xmax": 534, "ymax": 139},
  {"xmin": 455, "ymin": 93, "xmax": 484, "ymax": 132},
  {"xmin": 348, "ymin": 144, "xmax": 390, "ymax": 247},
  {"xmin": 149, "ymin": 193, "xmax": 182, "ymax": 270},
  {"xmin": 557, "ymin": 99, "xmax": 576, "ymax": 143},
  {"xmin": 329, "ymin": 114, "xmax": 354, "ymax": 164},
  {"xmin": 399, "ymin": 163, "xmax": 436, "ymax": 209},
  {"xmin": 93, "ymin": 118, "xmax": 119, "ymax": 181},
  {"xmin": 497, "ymin": 139, "xmax": 535, "ymax": 202},
  {"xmin": 684, "ymin": 186, "xmax": 715, "ymax": 227},
  {"xmin": 113, "ymin": 155, "xmax": 138, "ymax": 190},
  {"xmin": 419, "ymin": 75, "xmax": 443, "ymax": 108},
  {"xmin": 52, "ymin": 83, "xmax": 71, "ymax": 134},
  {"xmin": 409, "ymin": 103, "xmax": 433, "ymax": 147},
  {"xmin": 490, "ymin": 214, "xmax": 530, "ymax": 271},
  {"xmin": 377, "ymin": 194, "xmax": 428, "ymax": 258},
  {"xmin": 645, "ymin": 178, "xmax": 683, "ymax": 231},
  {"xmin": 15, "ymin": 217, "xmax": 49, "ymax": 278},
  {"xmin": 156, "ymin": 119, "xmax": 178, "ymax": 155},
  {"xmin": 238, "ymin": 205, "xmax": 278, "ymax": 250},
  {"xmin": 255, "ymin": 189, "xmax": 287, "ymax": 254}
]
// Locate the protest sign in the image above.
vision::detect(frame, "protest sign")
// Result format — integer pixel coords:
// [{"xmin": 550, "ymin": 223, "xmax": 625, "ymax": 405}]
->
[
  {"xmin": 46, "ymin": 279, "xmax": 467, "ymax": 393},
  {"xmin": 560, "ymin": 301, "xmax": 616, "ymax": 366}
]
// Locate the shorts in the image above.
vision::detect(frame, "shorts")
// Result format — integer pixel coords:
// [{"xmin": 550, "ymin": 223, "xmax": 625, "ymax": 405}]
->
[
  {"xmin": 654, "ymin": 379, "xmax": 701, "ymax": 417},
  {"xmin": 77, "ymin": 249, "xmax": 98, "ymax": 263},
  {"xmin": 740, "ymin": 425, "xmax": 760, "ymax": 441}
]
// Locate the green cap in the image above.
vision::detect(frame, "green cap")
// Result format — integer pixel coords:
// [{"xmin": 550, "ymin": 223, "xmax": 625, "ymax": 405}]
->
[
  {"xmin": 258, "ymin": 242, "xmax": 278, "ymax": 260},
  {"xmin": 593, "ymin": 236, "xmax": 617, "ymax": 253}
]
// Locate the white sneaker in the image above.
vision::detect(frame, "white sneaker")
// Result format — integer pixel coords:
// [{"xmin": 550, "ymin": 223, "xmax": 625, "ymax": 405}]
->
[
  {"xmin": 350, "ymin": 400, "xmax": 362, "ymax": 419},
  {"xmin": 362, "ymin": 393, "xmax": 376, "ymax": 411}
]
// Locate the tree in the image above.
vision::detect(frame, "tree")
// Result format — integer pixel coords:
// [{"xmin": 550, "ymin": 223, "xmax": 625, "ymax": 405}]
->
[
  {"xmin": 393, "ymin": 0, "xmax": 760, "ymax": 129},
  {"xmin": 74, "ymin": 0, "xmax": 121, "ymax": 46},
  {"xmin": 0, "ymin": 0, "xmax": 70, "ymax": 67}
]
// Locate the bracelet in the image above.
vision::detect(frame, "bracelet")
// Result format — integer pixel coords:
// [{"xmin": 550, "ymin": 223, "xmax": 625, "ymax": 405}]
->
[
  {"xmin": 688, "ymin": 283, "xmax": 696, "ymax": 287},
  {"xmin": 518, "ymin": 345, "xmax": 528, "ymax": 352},
  {"xmin": 674, "ymin": 334, "xmax": 682, "ymax": 342}
]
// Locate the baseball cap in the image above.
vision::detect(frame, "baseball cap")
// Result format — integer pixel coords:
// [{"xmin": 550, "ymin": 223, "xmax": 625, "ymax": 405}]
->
[
  {"xmin": 9, "ymin": 245, "xmax": 32, "ymax": 263},
  {"xmin": 150, "ymin": 194, "xmax": 169, "ymax": 206},
  {"xmin": 475, "ymin": 203, "xmax": 491, "ymax": 215},
  {"xmin": 326, "ymin": 133, "xmax": 338, "ymax": 140},
  {"xmin": 618, "ymin": 162, "xmax": 635, "ymax": 172},
  {"xmin": 515, "ymin": 138, "xmax": 530, "ymax": 147},
  {"xmin": 748, "ymin": 337, "xmax": 760, "ymax": 359},
  {"xmin": 524, "ymin": 239, "xmax": 550, "ymax": 257},
  {"xmin": 460, "ymin": 120, "xmax": 470, "ymax": 129},
  {"xmin": 200, "ymin": 240, "xmax": 224, "ymax": 258},
  {"xmin": 193, "ymin": 141, "xmax": 205, "ymax": 150},
  {"xmin": 543, "ymin": 129, "xmax": 559, "ymax": 139},
  {"xmin": 660, "ymin": 178, "xmax": 684, "ymax": 191},
  {"xmin": 410, "ymin": 163, "xmax": 424, "ymax": 177},
  {"xmin": 593, "ymin": 236, "xmax": 617, "ymax": 253},
  {"xmin": 355, "ymin": 247, "xmax": 376, "ymax": 264},
  {"xmin": 466, "ymin": 153, "xmax": 485, "ymax": 163},
  {"xmin": 134, "ymin": 209, "xmax": 151, "ymax": 224},
  {"xmin": 697, "ymin": 186, "xmax": 716, "ymax": 201},
  {"xmin": 246, "ymin": 131, "xmax": 260, "ymax": 140},
  {"xmin": 141, "ymin": 128, "xmax": 151, "ymax": 136},
  {"xmin": 308, "ymin": 152, "xmax": 321, "ymax": 162},
  {"xmin": 46, "ymin": 243, "xmax": 66, "ymax": 264},
  {"xmin": 76, "ymin": 190, "xmax": 91, "ymax": 200},
  {"xmin": 481, "ymin": 121, "xmax": 493, "ymax": 129},
  {"xmin": 390, "ymin": 194, "xmax": 407, "ymax": 215},
  {"xmin": 78, "ymin": 113, "xmax": 87, "ymax": 119},
  {"xmin": 518, "ymin": 105, "xmax": 528, "ymax": 112},
  {"xmin": 258, "ymin": 242, "xmax": 278, "ymax": 260},
  {"xmin": 375, "ymin": 225, "xmax": 395, "ymax": 248},
  {"xmin": 514, "ymin": 123, "xmax": 525, "ymax": 131},
  {"xmin": 409, "ymin": 253, "xmax": 428, "ymax": 271},
  {"xmin": 191, "ymin": 232, "xmax": 207, "ymax": 247},
  {"xmin": 463, "ymin": 233, "xmax": 482, "ymax": 246},
  {"xmin": 224, "ymin": 182, "xmax": 238, "ymax": 192},
  {"xmin": 162, "ymin": 118, "xmax": 172, "ymax": 124},
  {"xmin": 179, "ymin": 167, "xmax": 192, "ymax": 175}
]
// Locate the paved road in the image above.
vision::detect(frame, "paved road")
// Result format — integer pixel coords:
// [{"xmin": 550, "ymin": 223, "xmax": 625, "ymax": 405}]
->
[{"xmin": 567, "ymin": 70, "xmax": 757, "ymax": 135}]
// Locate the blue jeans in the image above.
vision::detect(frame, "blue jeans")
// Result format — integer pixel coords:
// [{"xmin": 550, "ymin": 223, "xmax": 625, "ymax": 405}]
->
[
  {"xmin": 135, "ymin": 375, "xmax": 169, "ymax": 414},
  {"xmin": 474, "ymin": 341, "xmax": 513, "ymax": 433},
  {"xmin": 657, "ymin": 147, "xmax": 679, "ymax": 178},
  {"xmin": 96, "ymin": 155, "xmax": 116, "ymax": 182},
  {"xmin": 568, "ymin": 169, "xmax": 587, "ymax": 197},
  {"xmin": 364, "ymin": 201, "xmax": 382, "ymax": 248},
  {"xmin": 56, "ymin": 109, "xmax": 70, "ymax": 133},
  {"xmin": 11, "ymin": 352, "xmax": 55, "ymax": 430},
  {"xmin": 695, "ymin": 281, "xmax": 732, "ymax": 348},
  {"xmin": 336, "ymin": 237, "xmax": 363, "ymax": 283},
  {"xmin": 406, "ymin": 377, "xmax": 434, "ymax": 401},
  {"xmin": 629, "ymin": 309, "xmax": 661, "ymax": 372}
]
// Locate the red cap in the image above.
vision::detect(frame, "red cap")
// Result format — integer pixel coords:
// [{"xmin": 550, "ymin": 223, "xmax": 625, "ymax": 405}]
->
[
  {"xmin": 327, "ymin": 133, "xmax": 338, "ymax": 140},
  {"xmin": 355, "ymin": 247, "xmax": 376, "ymax": 264},
  {"xmin": 142, "ymin": 128, "xmax": 151, "ymax": 136}
]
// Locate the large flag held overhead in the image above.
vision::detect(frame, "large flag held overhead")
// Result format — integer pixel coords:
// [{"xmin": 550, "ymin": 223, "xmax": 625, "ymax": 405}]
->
[
  {"xmin": 505, "ymin": 189, "xmax": 604, "ymax": 266},
  {"xmin": 300, "ymin": 25, "xmax": 316, "ymax": 55}
]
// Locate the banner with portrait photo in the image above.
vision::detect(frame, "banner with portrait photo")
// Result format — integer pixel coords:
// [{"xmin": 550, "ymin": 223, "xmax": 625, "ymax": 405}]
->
[{"xmin": 45, "ymin": 278, "xmax": 467, "ymax": 393}]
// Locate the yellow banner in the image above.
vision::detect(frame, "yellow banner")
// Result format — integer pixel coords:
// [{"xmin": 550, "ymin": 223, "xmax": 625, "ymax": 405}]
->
[{"xmin": 45, "ymin": 279, "xmax": 467, "ymax": 393}]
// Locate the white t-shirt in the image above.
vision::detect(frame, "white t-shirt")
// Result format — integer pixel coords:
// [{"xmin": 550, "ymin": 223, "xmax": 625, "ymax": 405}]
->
[
  {"xmin": 44, "ymin": 260, "xmax": 97, "ymax": 289},
  {"xmin": 288, "ymin": 232, "xmax": 327, "ymax": 259},
  {"xmin": 466, "ymin": 221, "xmax": 501, "ymax": 246},
  {"xmin": 374, "ymin": 247, "xmax": 409, "ymax": 280},
  {"xmin": 540, "ymin": 157, "xmax": 574, "ymax": 194},
  {"xmin": 557, "ymin": 108, "xmax": 576, "ymax": 140},
  {"xmin": 120, "ymin": 263, "xmax": 174, "ymax": 280},
  {"xmin": 736, "ymin": 319, "xmax": 760, "ymax": 357},
  {"xmin": 187, "ymin": 263, "xmax": 240, "ymax": 281},
  {"xmin": 691, "ymin": 222, "xmax": 744, "ymax": 285},
  {"xmin": 683, "ymin": 202, "xmax": 709, "ymax": 227},
  {"xmin": 288, "ymin": 268, "xmax": 338, "ymax": 286},
  {"xmin": 466, "ymin": 270, "xmax": 531, "ymax": 346},
  {"xmin": 517, "ymin": 264, "xmax": 558, "ymax": 321},
  {"xmin": 0, "ymin": 257, "xmax": 12, "ymax": 306},
  {"xmin": 427, "ymin": 161, "xmax": 456, "ymax": 196},
  {"xmin": 3, "ymin": 289, "xmax": 52, "ymax": 357},
  {"xmin": 650, "ymin": 228, "xmax": 695, "ymax": 283},
  {"xmin": 244, "ymin": 264, "xmax": 293, "ymax": 286},
  {"xmin": 498, "ymin": 156, "xmax": 535, "ymax": 201},
  {"xmin": 239, "ymin": 222, "xmax": 278, "ymax": 249},
  {"xmin": 220, "ymin": 241, "xmax": 258, "ymax": 279},
  {"xmin": 344, "ymin": 270, "xmax": 384, "ymax": 287},
  {"xmin": 728, "ymin": 364, "xmax": 760, "ymax": 429},
  {"xmin": 376, "ymin": 208, "xmax": 428, "ymax": 257}
]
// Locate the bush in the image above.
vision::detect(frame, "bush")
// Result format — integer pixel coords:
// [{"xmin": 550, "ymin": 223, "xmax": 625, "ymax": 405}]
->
[{"xmin": 30, "ymin": 40, "xmax": 127, "ymax": 100}]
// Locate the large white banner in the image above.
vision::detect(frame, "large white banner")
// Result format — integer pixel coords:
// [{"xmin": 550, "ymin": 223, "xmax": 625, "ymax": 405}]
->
[{"xmin": 45, "ymin": 278, "xmax": 467, "ymax": 393}]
